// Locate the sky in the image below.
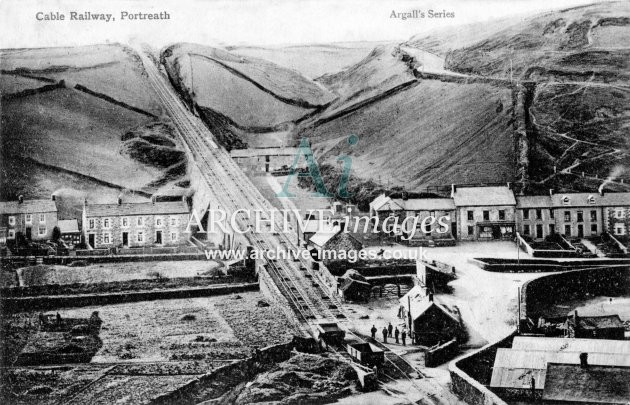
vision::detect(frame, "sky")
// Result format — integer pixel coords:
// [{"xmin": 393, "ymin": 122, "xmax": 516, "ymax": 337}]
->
[{"xmin": 0, "ymin": 0, "xmax": 612, "ymax": 49}]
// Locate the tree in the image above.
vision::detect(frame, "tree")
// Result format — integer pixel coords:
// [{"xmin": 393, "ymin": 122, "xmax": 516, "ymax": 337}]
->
[{"xmin": 52, "ymin": 226, "xmax": 61, "ymax": 242}]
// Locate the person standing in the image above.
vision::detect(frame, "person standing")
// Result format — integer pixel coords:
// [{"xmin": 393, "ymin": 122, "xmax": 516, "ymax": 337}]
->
[
  {"xmin": 394, "ymin": 327, "xmax": 400, "ymax": 344},
  {"xmin": 401, "ymin": 329, "xmax": 407, "ymax": 346},
  {"xmin": 371, "ymin": 325, "xmax": 377, "ymax": 339},
  {"xmin": 382, "ymin": 327, "xmax": 388, "ymax": 343},
  {"xmin": 387, "ymin": 322, "xmax": 393, "ymax": 338}
]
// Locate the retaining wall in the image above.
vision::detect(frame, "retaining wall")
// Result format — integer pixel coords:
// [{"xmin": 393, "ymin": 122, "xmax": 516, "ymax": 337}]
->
[
  {"xmin": 449, "ymin": 332, "xmax": 515, "ymax": 405},
  {"xmin": 1, "ymin": 282, "xmax": 258, "ymax": 312}
]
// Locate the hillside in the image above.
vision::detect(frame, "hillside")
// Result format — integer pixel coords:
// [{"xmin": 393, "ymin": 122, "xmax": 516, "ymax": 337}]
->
[
  {"xmin": 162, "ymin": 43, "xmax": 337, "ymax": 149},
  {"xmin": 439, "ymin": 1, "xmax": 630, "ymax": 192},
  {"xmin": 0, "ymin": 44, "xmax": 188, "ymax": 217}
]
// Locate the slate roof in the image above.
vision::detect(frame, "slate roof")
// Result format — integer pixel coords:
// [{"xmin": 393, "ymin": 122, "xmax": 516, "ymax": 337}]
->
[
  {"xmin": 451, "ymin": 186, "xmax": 516, "ymax": 207},
  {"xmin": 490, "ymin": 349, "xmax": 630, "ymax": 389},
  {"xmin": 516, "ymin": 195, "xmax": 553, "ymax": 208},
  {"xmin": 550, "ymin": 192, "xmax": 630, "ymax": 208},
  {"xmin": 85, "ymin": 201, "xmax": 189, "ymax": 217},
  {"xmin": 391, "ymin": 198, "xmax": 455, "ymax": 211},
  {"xmin": 542, "ymin": 363, "xmax": 630, "ymax": 404},
  {"xmin": 511, "ymin": 337, "xmax": 630, "ymax": 355},
  {"xmin": 568, "ymin": 315, "xmax": 625, "ymax": 330},
  {"xmin": 58, "ymin": 219, "xmax": 80, "ymax": 233},
  {"xmin": 309, "ymin": 225, "xmax": 341, "ymax": 247},
  {"xmin": 0, "ymin": 199, "xmax": 57, "ymax": 214}
]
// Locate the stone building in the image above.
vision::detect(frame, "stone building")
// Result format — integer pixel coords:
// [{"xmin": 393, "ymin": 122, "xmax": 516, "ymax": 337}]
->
[
  {"xmin": 452, "ymin": 185, "xmax": 516, "ymax": 241},
  {"xmin": 0, "ymin": 195, "xmax": 58, "ymax": 243},
  {"xmin": 516, "ymin": 195, "xmax": 555, "ymax": 240},
  {"xmin": 82, "ymin": 198, "xmax": 190, "ymax": 249}
]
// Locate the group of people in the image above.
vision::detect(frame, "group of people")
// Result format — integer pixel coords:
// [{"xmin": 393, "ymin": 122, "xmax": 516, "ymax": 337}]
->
[{"xmin": 370, "ymin": 322, "xmax": 407, "ymax": 345}]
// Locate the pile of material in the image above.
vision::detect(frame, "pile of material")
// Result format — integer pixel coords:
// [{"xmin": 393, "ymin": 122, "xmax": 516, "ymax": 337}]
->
[{"xmin": 231, "ymin": 353, "xmax": 358, "ymax": 404}]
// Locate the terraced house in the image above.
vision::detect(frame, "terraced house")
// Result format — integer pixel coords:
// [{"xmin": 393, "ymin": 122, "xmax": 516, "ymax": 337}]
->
[
  {"xmin": 0, "ymin": 195, "xmax": 58, "ymax": 243},
  {"xmin": 82, "ymin": 198, "xmax": 190, "ymax": 249},
  {"xmin": 451, "ymin": 185, "xmax": 516, "ymax": 241}
]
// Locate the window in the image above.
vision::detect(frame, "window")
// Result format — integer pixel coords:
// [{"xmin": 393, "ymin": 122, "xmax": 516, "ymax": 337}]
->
[
  {"xmin": 483, "ymin": 211, "xmax": 490, "ymax": 221},
  {"xmin": 88, "ymin": 219, "xmax": 95, "ymax": 229},
  {"xmin": 467, "ymin": 226, "xmax": 474, "ymax": 236},
  {"xmin": 38, "ymin": 225, "xmax": 46, "ymax": 236},
  {"xmin": 39, "ymin": 213, "xmax": 46, "ymax": 223},
  {"xmin": 590, "ymin": 210, "xmax": 597, "ymax": 222},
  {"xmin": 25, "ymin": 214, "xmax": 32, "ymax": 224},
  {"xmin": 103, "ymin": 232, "xmax": 111, "ymax": 244},
  {"xmin": 170, "ymin": 217, "xmax": 178, "ymax": 226},
  {"xmin": 499, "ymin": 210, "xmax": 505, "ymax": 221},
  {"xmin": 523, "ymin": 210, "xmax": 529, "ymax": 220},
  {"xmin": 8, "ymin": 216, "xmax": 15, "ymax": 226},
  {"xmin": 103, "ymin": 218, "xmax": 111, "ymax": 229},
  {"xmin": 564, "ymin": 225, "xmax": 571, "ymax": 236},
  {"xmin": 171, "ymin": 232, "xmax": 178, "ymax": 242},
  {"xmin": 523, "ymin": 225, "xmax": 530, "ymax": 235},
  {"xmin": 577, "ymin": 211, "xmax": 583, "ymax": 223},
  {"xmin": 564, "ymin": 211, "xmax": 571, "ymax": 222},
  {"xmin": 122, "ymin": 217, "xmax": 129, "ymax": 228},
  {"xmin": 550, "ymin": 209, "xmax": 554, "ymax": 219},
  {"xmin": 8, "ymin": 229, "xmax": 15, "ymax": 239},
  {"xmin": 155, "ymin": 217, "xmax": 163, "ymax": 227},
  {"xmin": 137, "ymin": 231, "xmax": 144, "ymax": 243},
  {"xmin": 591, "ymin": 224, "xmax": 598, "ymax": 234},
  {"xmin": 587, "ymin": 195, "xmax": 595, "ymax": 205},
  {"xmin": 614, "ymin": 225, "xmax": 625, "ymax": 235},
  {"xmin": 562, "ymin": 196, "xmax": 570, "ymax": 206},
  {"xmin": 535, "ymin": 209, "xmax": 542, "ymax": 220},
  {"xmin": 615, "ymin": 209, "xmax": 624, "ymax": 219},
  {"xmin": 137, "ymin": 217, "xmax": 144, "ymax": 226},
  {"xmin": 467, "ymin": 211, "xmax": 473, "ymax": 221}
]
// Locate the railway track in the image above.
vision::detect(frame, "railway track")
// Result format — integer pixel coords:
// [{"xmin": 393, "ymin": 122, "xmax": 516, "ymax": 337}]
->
[{"xmin": 136, "ymin": 49, "xmax": 431, "ymax": 395}]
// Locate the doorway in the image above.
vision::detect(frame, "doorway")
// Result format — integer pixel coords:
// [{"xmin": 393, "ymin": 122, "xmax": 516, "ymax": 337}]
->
[
  {"xmin": 577, "ymin": 224, "xmax": 584, "ymax": 238},
  {"xmin": 122, "ymin": 232, "xmax": 129, "ymax": 247},
  {"xmin": 536, "ymin": 224, "xmax": 543, "ymax": 239},
  {"xmin": 88, "ymin": 234, "xmax": 95, "ymax": 248},
  {"xmin": 156, "ymin": 230, "xmax": 163, "ymax": 245}
]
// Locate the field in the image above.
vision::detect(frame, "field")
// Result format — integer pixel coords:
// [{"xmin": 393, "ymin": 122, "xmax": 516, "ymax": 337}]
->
[
  {"xmin": 229, "ymin": 42, "xmax": 384, "ymax": 79},
  {"xmin": 0, "ymin": 74, "xmax": 51, "ymax": 94},
  {"xmin": 298, "ymin": 79, "xmax": 515, "ymax": 190},
  {"xmin": 45, "ymin": 293, "xmax": 299, "ymax": 363},
  {"xmin": 2, "ymin": 88, "xmax": 159, "ymax": 190},
  {"xmin": 15, "ymin": 261, "xmax": 220, "ymax": 287},
  {"xmin": 316, "ymin": 43, "xmax": 416, "ymax": 116},
  {"xmin": 189, "ymin": 55, "xmax": 313, "ymax": 128}
]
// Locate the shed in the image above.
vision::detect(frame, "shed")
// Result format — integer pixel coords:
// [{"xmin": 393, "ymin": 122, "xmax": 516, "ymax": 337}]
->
[
  {"xmin": 542, "ymin": 363, "xmax": 630, "ymax": 404},
  {"xmin": 338, "ymin": 277, "xmax": 371, "ymax": 302},
  {"xmin": 400, "ymin": 293, "xmax": 462, "ymax": 346},
  {"xmin": 58, "ymin": 219, "xmax": 81, "ymax": 246},
  {"xmin": 566, "ymin": 312, "xmax": 625, "ymax": 340}
]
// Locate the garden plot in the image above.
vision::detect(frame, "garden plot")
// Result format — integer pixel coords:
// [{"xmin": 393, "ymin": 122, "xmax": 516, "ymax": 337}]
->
[{"xmin": 51, "ymin": 293, "xmax": 297, "ymax": 364}]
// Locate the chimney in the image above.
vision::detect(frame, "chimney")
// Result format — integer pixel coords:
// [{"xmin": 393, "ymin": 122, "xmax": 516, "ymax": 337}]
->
[
  {"xmin": 451, "ymin": 184, "xmax": 456, "ymax": 195},
  {"xmin": 428, "ymin": 292, "xmax": 434, "ymax": 302},
  {"xmin": 599, "ymin": 189, "xmax": 605, "ymax": 197},
  {"xmin": 18, "ymin": 195, "xmax": 24, "ymax": 204},
  {"xmin": 507, "ymin": 182, "xmax": 511, "ymax": 190},
  {"xmin": 574, "ymin": 310, "xmax": 579, "ymax": 328},
  {"xmin": 151, "ymin": 195, "xmax": 156, "ymax": 204},
  {"xmin": 51, "ymin": 194, "xmax": 56, "ymax": 201},
  {"xmin": 549, "ymin": 189, "xmax": 554, "ymax": 196},
  {"xmin": 579, "ymin": 352, "xmax": 588, "ymax": 369}
]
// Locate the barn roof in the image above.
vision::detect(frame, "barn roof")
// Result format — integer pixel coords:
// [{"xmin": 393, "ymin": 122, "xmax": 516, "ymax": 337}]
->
[
  {"xmin": 451, "ymin": 186, "xmax": 516, "ymax": 207},
  {"xmin": 511, "ymin": 337, "xmax": 630, "ymax": 355},
  {"xmin": 85, "ymin": 201, "xmax": 189, "ymax": 217},
  {"xmin": 0, "ymin": 199, "xmax": 57, "ymax": 214},
  {"xmin": 542, "ymin": 363, "xmax": 630, "ymax": 404},
  {"xmin": 490, "ymin": 349, "xmax": 630, "ymax": 389}
]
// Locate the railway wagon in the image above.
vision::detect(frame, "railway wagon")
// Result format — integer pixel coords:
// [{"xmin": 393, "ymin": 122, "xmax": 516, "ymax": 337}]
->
[
  {"xmin": 316, "ymin": 322, "xmax": 346, "ymax": 348},
  {"xmin": 346, "ymin": 339, "xmax": 384, "ymax": 367}
]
